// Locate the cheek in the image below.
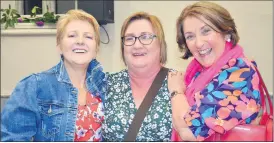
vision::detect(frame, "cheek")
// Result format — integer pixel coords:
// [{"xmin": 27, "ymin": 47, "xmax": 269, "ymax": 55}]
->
[
  {"xmin": 149, "ymin": 42, "xmax": 160, "ymax": 53},
  {"xmin": 60, "ymin": 39, "xmax": 73, "ymax": 52},
  {"xmin": 59, "ymin": 44, "xmax": 69, "ymax": 53},
  {"xmin": 186, "ymin": 41, "xmax": 197, "ymax": 54},
  {"xmin": 124, "ymin": 47, "xmax": 132, "ymax": 54},
  {"xmin": 207, "ymin": 37, "xmax": 225, "ymax": 54}
]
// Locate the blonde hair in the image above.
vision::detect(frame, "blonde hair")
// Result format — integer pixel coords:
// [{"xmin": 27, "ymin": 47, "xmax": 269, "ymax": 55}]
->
[
  {"xmin": 56, "ymin": 9, "xmax": 100, "ymax": 49},
  {"xmin": 176, "ymin": 1, "xmax": 240, "ymax": 59},
  {"xmin": 120, "ymin": 11, "xmax": 167, "ymax": 65}
]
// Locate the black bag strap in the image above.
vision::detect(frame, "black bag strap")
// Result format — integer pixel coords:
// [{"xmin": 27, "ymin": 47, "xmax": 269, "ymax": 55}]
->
[{"xmin": 124, "ymin": 67, "xmax": 169, "ymax": 141}]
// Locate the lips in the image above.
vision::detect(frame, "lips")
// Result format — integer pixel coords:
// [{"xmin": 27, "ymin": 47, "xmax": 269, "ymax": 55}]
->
[
  {"xmin": 72, "ymin": 45, "xmax": 88, "ymax": 53},
  {"xmin": 132, "ymin": 53, "xmax": 147, "ymax": 56},
  {"xmin": 72, "ymin": 49, "xmax": 87, "ymax": 53},
  {"xmin": 199, "ymin": 48, "xmax": 212, "ymax": 56}
]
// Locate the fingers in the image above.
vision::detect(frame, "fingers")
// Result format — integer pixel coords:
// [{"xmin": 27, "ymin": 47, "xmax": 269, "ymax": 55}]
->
[{"xmin": 169, "ymin": 71, "xmax": 184, "ymax": 78}]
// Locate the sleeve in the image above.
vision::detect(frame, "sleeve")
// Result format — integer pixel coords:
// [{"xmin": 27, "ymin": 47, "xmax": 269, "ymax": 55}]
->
[
  {"xmin": 1, "ymin": 74, "xmax": 40, "ymax": 141},
  {"xmin": 184, "ymin": 59, "xmax": 261, "ymax": 140}
]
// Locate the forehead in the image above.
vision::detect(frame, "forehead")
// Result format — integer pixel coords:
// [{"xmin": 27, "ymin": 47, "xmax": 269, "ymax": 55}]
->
[
  {"xmin": 183, "ymin": 16, "xmax": 217, "ymax": 32},
  {"xmin": 65, "ymin": 19, "xmax": 95, "ymax": 33},
  {"xmin": 125, "ymin": 19, "xmax": 154, "ymax": 35}
]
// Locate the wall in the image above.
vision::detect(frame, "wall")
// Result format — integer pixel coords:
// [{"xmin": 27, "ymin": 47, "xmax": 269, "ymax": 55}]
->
[{"xmin": 1, "ymin": 1, "xmax": 273, "ymax": 96}]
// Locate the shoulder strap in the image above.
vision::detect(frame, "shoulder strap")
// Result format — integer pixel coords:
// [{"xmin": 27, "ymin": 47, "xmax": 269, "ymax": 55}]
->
[{"xmin": 124, "ymin": 67, "xmax": 169, "ymax": 141}]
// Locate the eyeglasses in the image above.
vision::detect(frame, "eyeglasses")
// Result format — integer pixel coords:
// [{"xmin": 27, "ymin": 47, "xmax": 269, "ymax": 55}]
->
[{"xmin": 121, "ymin": 34, "xmax": 157, "ymax": 46}]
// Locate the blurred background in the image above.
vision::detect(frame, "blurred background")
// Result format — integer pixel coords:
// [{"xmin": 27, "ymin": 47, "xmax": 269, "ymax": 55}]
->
[{"xmin": 1, "ymin": 1, "xmax": 273, "ymax": 110}]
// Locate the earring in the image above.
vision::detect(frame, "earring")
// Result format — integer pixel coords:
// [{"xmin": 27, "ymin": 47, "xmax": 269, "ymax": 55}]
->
[{"xmin": 225, "ymin": 35, "xmax": 231, "ymax": 42}]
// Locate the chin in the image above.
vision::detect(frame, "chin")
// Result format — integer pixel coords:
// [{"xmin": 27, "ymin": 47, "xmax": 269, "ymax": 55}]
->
[
  {"xmin": 72, "ymin": 60, "xmax": 91, "ymax": 66},
  {"xmin": 129, "ymin": 63, "xmax": 147, "ymax": 69},
  {"xmin": 200, "ymin": 60, "xmax": 215, "ymax": 67}
]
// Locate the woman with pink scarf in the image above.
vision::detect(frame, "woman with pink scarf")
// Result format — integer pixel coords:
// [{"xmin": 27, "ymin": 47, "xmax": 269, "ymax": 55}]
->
[{"xmin": 168, "ymin": 1, "xmax": 261, "ymax": 141}]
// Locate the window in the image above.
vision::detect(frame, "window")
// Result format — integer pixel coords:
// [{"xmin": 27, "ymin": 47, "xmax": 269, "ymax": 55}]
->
[
  {"xmin": 15, "ymin": 0, "xmax": 57, "ymax": 15},
  {"xmin": 55, "ymin": 1, "xmax": 76, "ymax": 14},
  {"xmin": 23, "ymin": 0, "xmax": 42, "ymax": 15}
]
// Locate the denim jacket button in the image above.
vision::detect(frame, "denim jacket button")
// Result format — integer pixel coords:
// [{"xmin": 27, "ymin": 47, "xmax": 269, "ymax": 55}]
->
[{"xmin": 48, "ymin": 105, "xmax": 52, "ymax": 114}]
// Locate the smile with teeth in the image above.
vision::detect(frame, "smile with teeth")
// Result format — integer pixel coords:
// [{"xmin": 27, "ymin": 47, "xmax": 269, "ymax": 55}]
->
[
  {"xmin": 199, "ymin": 48, "xmax": 212, "ymax": 56},
  {"xmin": 73, "ymin": 49, "xmax": 87, "ymax": 53},
  {"xmin": 133, "ymin": 53, "xmax": 147, "ymax": 56}
]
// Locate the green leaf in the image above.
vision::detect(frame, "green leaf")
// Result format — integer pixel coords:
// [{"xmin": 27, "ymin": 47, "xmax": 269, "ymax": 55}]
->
[
  {"xmin": 8, "ymin": 20, "xmax": 12, "ymax": 27},
  {"xmin": 0, "ymin": 18, "xmax": 5, "ymax": 24},
  {"xmin": 5, "ymin": 23, "xmax": 8, "ymax": 29},
  {"xmin": 11, "ymin": 9, "xmax": 18, "ymax": 14},
  {"xmin": 30, "ymin": 13, "xmax": 34, "ymax": 18},
  {"xmin": 15, "ymin": 13, "xmax": 21, "ymax": 18},
  {"xmin": 31, "ymin": 6, "xmax": 38, "ymax": 14},
  {"xmin": 1, "ymin": 17, "xmax": 6, "ymax": 24},
  {"xmin": 5, "ymin": 9, "xmax": 10, "ymax": 14},
  {"xmin": 13, "ymin": 18, "xmax": 17, "ymax": 24},
  {"xmin": 11, "ymin": 20, "xmax": 15, "ymax": 27}
]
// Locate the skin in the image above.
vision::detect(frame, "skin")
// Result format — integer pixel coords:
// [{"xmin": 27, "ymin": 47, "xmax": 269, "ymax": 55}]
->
[
  {"xmin": 168, "ymin": 16, "xmax": 229, "ymax": 141},
  {"xmin": 123, "ymin": 19, "xmax": 162, "ymax": 108},
  {"xmin": 57, "ymin": 19, "xmax": 98, "ymax": 105},
  {"xmin": 183, "ymin": 16, "xmax": 227, "ymax": 68},
  {"xmin": 123, "ymin": 19, "xmax": 161, "ymax": 74}
]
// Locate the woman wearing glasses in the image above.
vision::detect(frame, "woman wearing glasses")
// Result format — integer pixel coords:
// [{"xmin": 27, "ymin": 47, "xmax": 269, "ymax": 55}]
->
[{"xmin": 102, "ymin": 12, "xmax": 173, "ymax": 141}]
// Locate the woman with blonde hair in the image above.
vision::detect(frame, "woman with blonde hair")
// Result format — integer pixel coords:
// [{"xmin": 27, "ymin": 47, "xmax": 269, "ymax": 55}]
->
[
  {"xmin": 1, "ymin": 9, "xmax": 106, "ymax": 141},
  {"xmin": 168, "ymin": 1, "xmax": 263, "ymax": 141}
]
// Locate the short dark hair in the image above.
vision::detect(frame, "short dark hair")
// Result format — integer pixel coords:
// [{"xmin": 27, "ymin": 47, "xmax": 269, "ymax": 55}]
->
[{"xmin": 120, "ymin": 12, "xmax": 167, "ymax": 65}]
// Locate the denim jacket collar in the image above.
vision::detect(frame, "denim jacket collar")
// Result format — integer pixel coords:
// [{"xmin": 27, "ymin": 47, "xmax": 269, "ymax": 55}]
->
[{"xmin": 54, "ymin": 58, "xmax": 106, "ymax": 97}]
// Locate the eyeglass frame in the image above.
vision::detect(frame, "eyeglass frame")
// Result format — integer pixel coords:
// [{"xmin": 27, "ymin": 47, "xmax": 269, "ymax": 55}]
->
[{"xmin": 121, "ymin": 34, "xmax": 157, "ymax": 46}]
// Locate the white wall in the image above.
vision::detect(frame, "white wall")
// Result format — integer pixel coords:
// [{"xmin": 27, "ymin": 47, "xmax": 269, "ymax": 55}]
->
[{"xmin": 1, "ymin": 1, "xmax": 273, "ymax": 95}]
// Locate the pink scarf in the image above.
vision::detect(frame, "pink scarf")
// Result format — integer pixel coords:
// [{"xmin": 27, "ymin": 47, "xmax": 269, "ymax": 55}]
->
[
  {"xmin": 184, "ymin": 42, "xmax": 245, "ymax": 106},
  {"xmin": 171, "ymin": 42, "xmax": 245, "ymax": 141}
]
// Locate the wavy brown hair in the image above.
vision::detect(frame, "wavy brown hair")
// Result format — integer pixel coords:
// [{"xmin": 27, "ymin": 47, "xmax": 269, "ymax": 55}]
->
[{"xmin": 176, "ymin": 1, "xmax": 240, "ymax": 59}]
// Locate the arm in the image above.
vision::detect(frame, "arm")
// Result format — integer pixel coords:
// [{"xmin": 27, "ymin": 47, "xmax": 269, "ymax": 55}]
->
[
  {"xmin": 171, "ymin": 93, "xmax": 197, "ymax": 141},
  {"xmin": 1, "ymin": 74, "xmax": 40, "ymax": 141},
  {"xmin": 169, "ymin": 62, "xmax": 260, "ymax": 141},
  {"xmin": 168, "ymin": 71, "xmax": 197, "ymax": 141}
]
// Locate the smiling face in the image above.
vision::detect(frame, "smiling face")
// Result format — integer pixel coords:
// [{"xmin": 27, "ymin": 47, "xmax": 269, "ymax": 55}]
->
[
  {"xmin": 57, "ymin": 20, "xmax": 97, "ymax": 67},
  {"xmin": 183, "ymin": 16, "xmax": 226, "ymax": 67},
  {"xmin": 123, "ymin": 19, "xmax": 161, "ymax": 70}
]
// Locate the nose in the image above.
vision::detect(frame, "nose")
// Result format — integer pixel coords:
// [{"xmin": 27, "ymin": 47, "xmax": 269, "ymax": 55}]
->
[
  {"xmin": 133, "ymin": 38, "xmax": 143, "ymax": 49},
  {"xmin": 76, "ymin": 36, "xmax": 84, "ymax": 45},
  {"xmin": 195, "ymin": 35, "xmax": 205, "ymax": 49}
]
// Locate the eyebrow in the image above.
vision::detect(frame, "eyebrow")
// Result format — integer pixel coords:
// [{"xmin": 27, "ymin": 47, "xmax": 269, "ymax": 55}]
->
[
  {"xmin": 124, "ymin": 32, "xmax": 153, "ymax": 37},
  {"xmin": 140, "ymin": 32, "xmax": 153, "ymax": 35},
  {"xmin": 184, "ymin": 25, "xmax": 208, "ymax": 35},
  {"xmin": 124, "ymin": 33, "xmax": 135, "ymax": 37},
  {"xmin": 67, "ymin": 31, "xmax": 93, "ymax": 35}
]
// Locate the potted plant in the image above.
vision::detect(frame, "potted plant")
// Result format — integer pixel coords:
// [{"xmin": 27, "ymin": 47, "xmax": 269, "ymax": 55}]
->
[
  {"xmin": 0, "ymin": 4, "xmax": 21, "ymax": 29},
  {"xmin": 1, "ymin": 4, "xmax": 60, "ymax": 29}
]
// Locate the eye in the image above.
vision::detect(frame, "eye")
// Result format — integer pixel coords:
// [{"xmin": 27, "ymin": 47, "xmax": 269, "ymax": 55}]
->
[
  {"xmin": 201, "ymin": 28, "xmax": 211, "ymax": 35},
  {"xmin": 125, "ymin": 36, "xmax": 135, "ymax": 41},
  {"xmin": 185, "ymin": 35, "xmax": 194, "ymax": 41},
  {"xmin": 140, "ymin": 34, "xmax": 153, "ymax": 40},
  {"xmin": 86, "ymin": 36, "xmax": 93, "ymax": 39},
  {"xmin": 68, "ymin": 34, "xmax": 75, "ymax": 38}
]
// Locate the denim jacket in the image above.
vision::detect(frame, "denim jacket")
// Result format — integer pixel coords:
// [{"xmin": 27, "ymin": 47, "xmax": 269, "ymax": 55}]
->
[{"xmin": 1, "ymin": 59, "xmax": 106, "ymax": 141}]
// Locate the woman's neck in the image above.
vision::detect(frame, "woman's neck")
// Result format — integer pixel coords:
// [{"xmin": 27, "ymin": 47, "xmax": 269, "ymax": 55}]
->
[
  {"xmin": 128, "ymin": 64, "xmax": 162, "ymax": 88},
  {"xmin": 64, "ymin": 60, "xmax": 87, "ymax": 89}
]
